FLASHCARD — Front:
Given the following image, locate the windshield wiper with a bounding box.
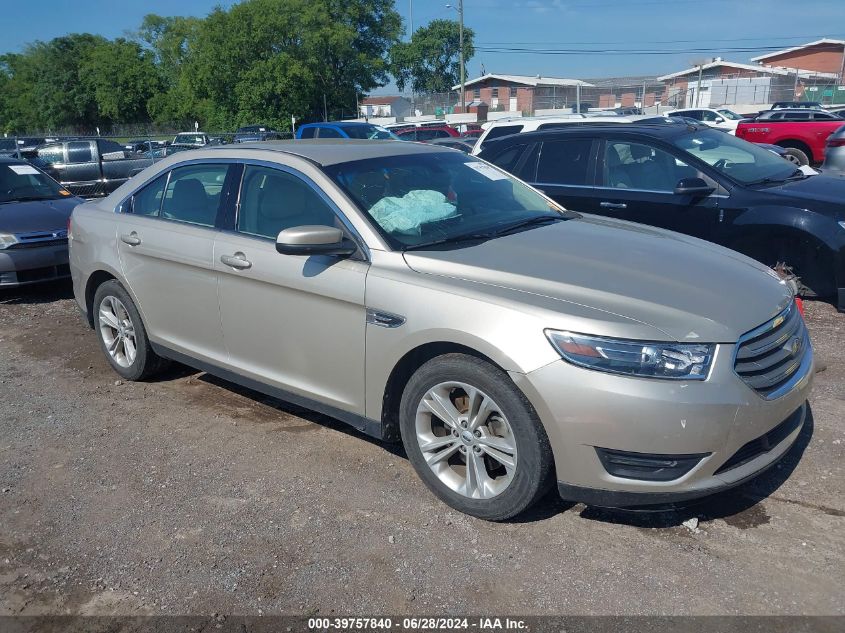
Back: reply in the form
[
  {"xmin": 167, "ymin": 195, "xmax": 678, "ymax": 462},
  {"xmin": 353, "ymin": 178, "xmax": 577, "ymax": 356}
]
[
  {"xmin": 745, "ymin": 169, "xmax": 806, "ymax": 186},
  {"xmin": 402, "ymin": 215, "xmax": 565, "ymax": 251}
]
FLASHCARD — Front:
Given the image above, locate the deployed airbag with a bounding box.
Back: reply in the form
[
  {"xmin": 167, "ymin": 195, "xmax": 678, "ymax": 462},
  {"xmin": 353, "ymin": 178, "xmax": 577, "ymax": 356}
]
[{"xmin": 368, "ymin": 190, "xmax": 457, "ymax": 235}]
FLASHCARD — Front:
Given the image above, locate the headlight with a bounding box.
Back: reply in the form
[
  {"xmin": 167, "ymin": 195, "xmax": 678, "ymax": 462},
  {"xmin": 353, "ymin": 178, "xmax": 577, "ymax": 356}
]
[
  {"xmin": 0, "ymin": 233, "xmax": 19, "ymax": 250},
  {"xmin": 838, "ymin": 221, "xmax": 845, "ymax": 231},
  {"xmin": 546, "ymin": 330, "xmax": 714, "ymax": 380}
]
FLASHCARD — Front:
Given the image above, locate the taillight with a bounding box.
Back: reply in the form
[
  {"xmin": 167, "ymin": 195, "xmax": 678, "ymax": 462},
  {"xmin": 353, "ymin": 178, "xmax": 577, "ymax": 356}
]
[{"xmin": 827, "ymin": 138, "xmax": 845, "ymax": 147}]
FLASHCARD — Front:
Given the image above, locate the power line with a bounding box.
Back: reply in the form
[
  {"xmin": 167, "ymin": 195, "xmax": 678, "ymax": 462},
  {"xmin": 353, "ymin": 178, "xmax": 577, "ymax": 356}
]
[
  {"xmin": 477, "ymin": 34, "xmax": 845, "ymax": 46},
  {"xmin": 474, "ymin": 43, "xmax": 844, "ymax": 56}
]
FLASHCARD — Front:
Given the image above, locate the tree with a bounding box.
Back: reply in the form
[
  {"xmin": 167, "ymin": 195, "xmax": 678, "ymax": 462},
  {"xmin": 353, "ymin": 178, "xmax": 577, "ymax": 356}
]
[
  {"xmin": 81, "ymin": 39, "xmax": 163, "ymax": 124},
  {"xmin": 390, "ymin": 20, "xmax": 475, "ymax": 94},
  {"xmin": 182, "ymin": 0, "xmax": 402, "ymax": 129}
]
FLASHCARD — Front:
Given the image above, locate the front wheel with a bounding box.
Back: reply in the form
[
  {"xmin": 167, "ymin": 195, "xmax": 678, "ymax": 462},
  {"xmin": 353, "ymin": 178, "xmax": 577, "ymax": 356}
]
[
  {"xmin": 781, "ymin": 147, "xmax": 809, "ymax": 166},
  {"xmin": 399, "ymin": 354, "xmax": 554, "ymax": 521}
]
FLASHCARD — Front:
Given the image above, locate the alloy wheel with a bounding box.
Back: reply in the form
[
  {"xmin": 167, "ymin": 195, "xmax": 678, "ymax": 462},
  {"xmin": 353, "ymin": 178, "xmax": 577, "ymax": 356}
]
[
  {"xmin": 98, "ymin": 296, "xmax": 137, "ymax": 368},
  {"xmin": 415, "ymin": 382, "xmax": 517, "ymax": 499}
]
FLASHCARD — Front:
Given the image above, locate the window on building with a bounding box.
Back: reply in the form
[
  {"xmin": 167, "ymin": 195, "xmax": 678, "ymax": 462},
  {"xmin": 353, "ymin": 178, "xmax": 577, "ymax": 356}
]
[
  {"xmin": 491, "ymin": 87, "xmax": 499, "ymax": 99},
  {"xmin": 510, "ymin": 87, "xmax": 517, "ymax": 98},
  {"xmin": 473, "ymin": 87, "xmax": 480, "ymax": 99}
]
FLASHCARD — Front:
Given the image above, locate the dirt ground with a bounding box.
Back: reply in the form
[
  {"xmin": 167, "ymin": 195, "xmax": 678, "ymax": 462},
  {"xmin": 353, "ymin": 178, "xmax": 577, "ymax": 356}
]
[{"xmin": 0, "ymin": 281, "xmax": 842, "ymax": 618}]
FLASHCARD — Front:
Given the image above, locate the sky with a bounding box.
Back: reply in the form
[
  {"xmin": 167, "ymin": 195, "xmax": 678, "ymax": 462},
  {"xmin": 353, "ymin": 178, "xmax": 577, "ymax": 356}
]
[{"xmin": 1, "ymin": 0, "xmax": 843, "ymax": 92}]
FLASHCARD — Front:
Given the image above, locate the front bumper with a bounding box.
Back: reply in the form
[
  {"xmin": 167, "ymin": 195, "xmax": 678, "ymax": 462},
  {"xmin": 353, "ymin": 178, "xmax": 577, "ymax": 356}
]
[
  {"xmin": 511, "ymin": 340, "xmax": 813, "ymax": 506},
  {"xmin": 0, "ymin": 243, "xmax": 70, "ymax": 287}
]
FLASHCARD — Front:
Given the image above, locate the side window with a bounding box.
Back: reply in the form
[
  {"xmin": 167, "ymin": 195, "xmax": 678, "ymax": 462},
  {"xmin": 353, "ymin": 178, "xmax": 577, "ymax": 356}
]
[
  {"xmin": 38, "ymin": 145, "xmax": 65, "ymax": 165},
  {"xmin": 416, "ymin": 129, "xmax": 439, "ymax": 141},
  {"xmin": 536, "ymin": 139, "xmax": 593, "ymax": 186},
  {"xmin": 237, "ymin": 166, "xmax": 338, "ymax": 239},
  {"xmin": 160, "ymin": 163, "xmax": 229, "ymax": 227},
  {"xmin": 67, "ymin": 142, "xmax": 93, "ymax": 163},
  {"xmin": 396, "ymin": 129, "xmax": 417, "ymax": 140},
  {"xmin": 299, "ymin": 127, "xmax": 316, "ymax": 139},
  {"xmin": 317, "ymin": 127, "xmax": 343, "ymax": 139},
  {"xmin": 130, "ymin": 174, "xmax": 168, "ymax": 216},
  {"xmin": 487, "ymin": 144, "xmax": 526, "ymax": 173},
  {"xmin": 700, "ymin": 111, "xmax": 719, "ymax": 122},
  {"xmin": 603, "ymin": 141, "xmax": 693, "ymax": 192}
]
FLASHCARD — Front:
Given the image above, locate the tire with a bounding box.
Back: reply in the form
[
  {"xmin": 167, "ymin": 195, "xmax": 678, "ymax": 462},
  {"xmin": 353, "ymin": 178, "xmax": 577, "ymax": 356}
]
[
  {"xmin": 399, "ymin": 353, "xmax": 554, "ymax": 521},
  {"xmin": 781, "ymin": 147, "xmax": 809, "ymax": 166},
  {"xmin": 92, "ymin": 280, "xmax": 168, "ymax": 381}
]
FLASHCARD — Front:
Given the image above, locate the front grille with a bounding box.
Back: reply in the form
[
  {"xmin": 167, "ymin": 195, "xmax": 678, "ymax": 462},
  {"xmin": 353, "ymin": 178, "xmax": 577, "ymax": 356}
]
[
  {"xmin": 714, "ymin": 405, "xmax": 804, "ymax": 474},
  {"xmin": 733, "ymin": 304, "xmax": 808, "ymax": 398}
]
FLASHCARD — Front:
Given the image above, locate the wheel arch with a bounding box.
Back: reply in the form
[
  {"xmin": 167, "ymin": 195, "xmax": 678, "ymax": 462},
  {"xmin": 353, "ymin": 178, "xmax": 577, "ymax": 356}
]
[
  {"xmin": 774, "ymin": 138, "xmax": 815, "ymax": 163},
  {"xmin": 83, "ymin": 267, "xmax": 140, "ymax": 329},
  {"xmin": 379, "ymin": 341, "xmax": 519, "ymax": 442}
]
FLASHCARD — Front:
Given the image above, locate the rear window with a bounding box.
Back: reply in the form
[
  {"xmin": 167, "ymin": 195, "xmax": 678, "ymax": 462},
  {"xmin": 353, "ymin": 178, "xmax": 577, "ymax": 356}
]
[
  {"xmin": 536, "ymin": 139, "xmax": 593, "ymax": 186},
  {"xmin": 483, "ymin": 125, "xmax": 523, "ymax": 145}
]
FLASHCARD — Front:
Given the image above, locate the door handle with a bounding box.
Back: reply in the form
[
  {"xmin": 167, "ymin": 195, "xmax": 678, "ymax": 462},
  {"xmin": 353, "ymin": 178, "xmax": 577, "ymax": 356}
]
[
  {"xmin": 600, "ymin": 201, "xmax": 627, "ymax": 209},
  {"xmin": 220, "ymin": 253, "xmax": 252, "ymax": 270},
  {"xmin": 120, "ymin": 232, "xmax": 141, "ymax": 246}
]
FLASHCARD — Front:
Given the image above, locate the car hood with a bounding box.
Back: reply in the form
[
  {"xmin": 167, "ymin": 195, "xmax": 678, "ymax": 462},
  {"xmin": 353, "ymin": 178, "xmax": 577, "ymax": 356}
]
[
  {"xmin": 403, "ymin": 216, "xmax": 793, "ymax": 343},
  {"xmin": 0, "ymin": 197, "xmax": 82, "ymax": 234},
  {"xmin": 759, "ymin": 173, "xmax": 845, "ymax": 209}
]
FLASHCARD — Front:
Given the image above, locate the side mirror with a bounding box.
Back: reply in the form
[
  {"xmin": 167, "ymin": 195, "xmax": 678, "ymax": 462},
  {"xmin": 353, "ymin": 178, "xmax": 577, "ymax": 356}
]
[
  {"xmin": 674, "ymin": 177, "xmax": 715, "ymax": 197},
  {"xmin": 714, "ymin": 117, "xmax": 725, "ymax": 123},
  {"xmin": 275, "ymin": 225, "xmax": 357, "ymax": 257}
]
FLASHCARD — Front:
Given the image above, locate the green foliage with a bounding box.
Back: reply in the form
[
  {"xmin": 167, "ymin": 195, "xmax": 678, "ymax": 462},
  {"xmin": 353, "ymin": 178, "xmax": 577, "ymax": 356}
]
[
  {"xmin": 0, "ymin": 0, "xmax": 402, "ymax": 134},
  {"xmin": 390, "ymin": 19, "xmax": 475, "ymax": 94}
]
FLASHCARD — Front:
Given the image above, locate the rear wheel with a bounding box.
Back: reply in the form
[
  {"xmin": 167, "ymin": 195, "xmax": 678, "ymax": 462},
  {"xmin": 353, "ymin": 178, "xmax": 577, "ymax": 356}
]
[
  {"xmin": 399, "ymin": 354, "xmax": 554, "ymax": 521},
  {"xmin": 93, "ymin": 280, "xmax": 168, "ymax": 381}
]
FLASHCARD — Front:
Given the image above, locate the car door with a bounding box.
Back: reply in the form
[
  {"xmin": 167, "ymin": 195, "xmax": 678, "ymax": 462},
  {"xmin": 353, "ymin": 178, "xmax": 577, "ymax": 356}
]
[
  {"xmin": 594, "ymin": 138, "xmax": 720, "ymax": 239},
  {"xmin": 214, "ymin": 163, "xmax": 368, "ymax": 414},
  {"xmin": 116, "ymin": 162, "xmax": 236, "ymax": 364},
  {"xmin": 528, "ymin": 137, "xmax": 601, "ymax": 212}
]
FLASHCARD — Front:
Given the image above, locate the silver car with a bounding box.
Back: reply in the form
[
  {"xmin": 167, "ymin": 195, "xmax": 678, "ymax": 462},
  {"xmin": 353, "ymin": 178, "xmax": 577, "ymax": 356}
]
[{"xmin": 68, "ymin": 141, "xmax": 813, "ymax": 520}]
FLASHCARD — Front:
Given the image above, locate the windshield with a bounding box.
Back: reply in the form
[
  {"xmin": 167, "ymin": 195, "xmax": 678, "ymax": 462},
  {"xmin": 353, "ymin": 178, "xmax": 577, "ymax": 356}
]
[
  {"xmin": 717, "ymin": 109, "xmax": 743, "ymax": 120},
  {"xmin": 339, "ymin": 124, "xmax": 397, "ymax": 140},
  {"xmin": 324, "ymin": 152, "xmax": 569, "ymax": 249},
  {"xmin": 0, "ymin": 162, "xmax": 68, "ymax": 203},
  {"xmin": 673, "ymin": 128, "xmax": 798, "ymax": 185}
]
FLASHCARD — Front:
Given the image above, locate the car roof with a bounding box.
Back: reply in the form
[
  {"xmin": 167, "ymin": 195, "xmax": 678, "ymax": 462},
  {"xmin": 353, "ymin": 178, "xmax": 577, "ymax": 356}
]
[
  {"xmin": 207, "ymin": 139, "xmax": 452, "ymax": 166},
  {"xmin": 299, "ymin": 121, "xmax": 377, "ymax": 128},
  {"xmin": 0, "ymin": 156, "xmax": 26, "ymax": 164},
  {"xmin": 480, "ymin": 122, "xmax": 701, "ymax": 148}
]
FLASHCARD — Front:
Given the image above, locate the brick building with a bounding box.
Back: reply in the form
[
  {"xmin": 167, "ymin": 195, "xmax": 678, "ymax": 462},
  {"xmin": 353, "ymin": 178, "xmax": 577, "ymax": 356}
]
[
  {"xmin": 451, "ymin": 74, "xmax": 593, "ymax": 114},
  {"xmin": 752, "ymin": 38, "xmax": 845, "ymax": 76}
]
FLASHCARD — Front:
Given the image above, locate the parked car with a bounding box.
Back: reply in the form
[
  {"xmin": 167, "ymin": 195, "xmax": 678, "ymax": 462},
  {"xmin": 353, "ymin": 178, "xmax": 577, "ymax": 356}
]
[
  {"xmin": 69, "ymin": 140, "xmax": 812, "ymax": 519},
  {"xmin": 472, "ymin": 115, "xmax": 632, "ymax": 155},
  {"xmin": 172, "ymin": 132, "xmax": 212, "ymax": 147},
  {"xmin": 820, "ymin": 124, "xmax": 845, "ymax": 174},
  {"xmin": 296, "ymin": 122, "xmax": 397, "ymax": 140},
  {"xmin": 5, "ymin": 137, "xmax": 47, "ymax": 159},
  {"xmin": 826, "ymin": 105, "xmax": 845, "ymax": 117},
  {"xmin": 735, "ymin": 113, "xmax": 845, "ymax": 165},
  {"xmin": 125, "ymin": 140, "xmax": 164, "ymax": 154},
  {"xmin": 664, "ymin": 108, "xmax": 745, "ymax": 133},
  {"xmin": 613, "ymin": 107, "xmax": 644, "ymax": 116},
  {"xmin": 36, "ymin": 138, "xmax": 154, "ymax": 198},
  {"xmin": 770, "ymin": 101, "xmax": 824, "ymax": 110},
  {"xmin": 234, "ymin": 125, "xmax": 288, "ymax": 143},
  {"xmin": 0, "ymin": 138, "xmax": 20, "ymax": 157},
  {"xmin": 478, "ymin": 124, "xmax": 845, "ymax": 310},
  {"xmin": 426, "ymin": 138, "xmax": 476, "ymax": 153},
  {"xmin": 461, "ymin": 129, "xmax": 483, "ymax": 139},
  {"xmin": 391, "ymin": 125, "xmax": 460, "ymax": 142},
  {"xmin": 0, "ymin": 157, "xmax": 84, "ymax": 286}
]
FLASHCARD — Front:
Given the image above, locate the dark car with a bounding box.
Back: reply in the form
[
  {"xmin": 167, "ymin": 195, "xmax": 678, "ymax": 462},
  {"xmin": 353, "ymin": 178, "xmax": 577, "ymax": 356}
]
[
  {"xmin": 0, "ymin": 157, "xmax": 85, "ymax": 287},
  {"xmin": 36, "ymin": 138, "xmax": 155, "ymax": 198},
  {"xmin": 426, "ymin": 138, "xmax": 476, "ymax": 153},
  {"xmin": 233, "ymin": 125, "xmax": 288, "ymax": 143},
  {"xmin": 479, "ymin": 124, "xmax": 845, "ymax": 311},
  {"xmin": 770, "ymin": 101, "xmax": 824, "ymax": 111}
]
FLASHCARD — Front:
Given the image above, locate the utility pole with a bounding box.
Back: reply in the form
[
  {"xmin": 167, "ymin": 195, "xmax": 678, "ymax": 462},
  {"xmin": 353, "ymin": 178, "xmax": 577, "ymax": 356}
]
[
  {"xmin": 695, "ymin": 64, "xmax": 703, "ymax": 107},
  {"xmin": 409, "ymin": 0, "xmax": 415, "ymax": 117},
  {"xmin": 459, "ymin": 0, "xmax": 465, "ymax": 114}
]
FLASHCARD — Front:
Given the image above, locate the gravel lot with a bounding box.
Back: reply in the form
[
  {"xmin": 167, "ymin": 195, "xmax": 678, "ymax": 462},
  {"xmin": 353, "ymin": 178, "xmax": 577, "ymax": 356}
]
[{"xmin": 0, "ymin": 281, "xmax": 843, "ymax": 618}]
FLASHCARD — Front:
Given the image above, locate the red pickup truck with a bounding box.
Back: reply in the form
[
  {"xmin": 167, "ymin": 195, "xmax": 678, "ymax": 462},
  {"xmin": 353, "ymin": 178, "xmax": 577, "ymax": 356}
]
[{"xmin": 735, "ymin": 116, "xmax": 844, "ymax": 165}]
